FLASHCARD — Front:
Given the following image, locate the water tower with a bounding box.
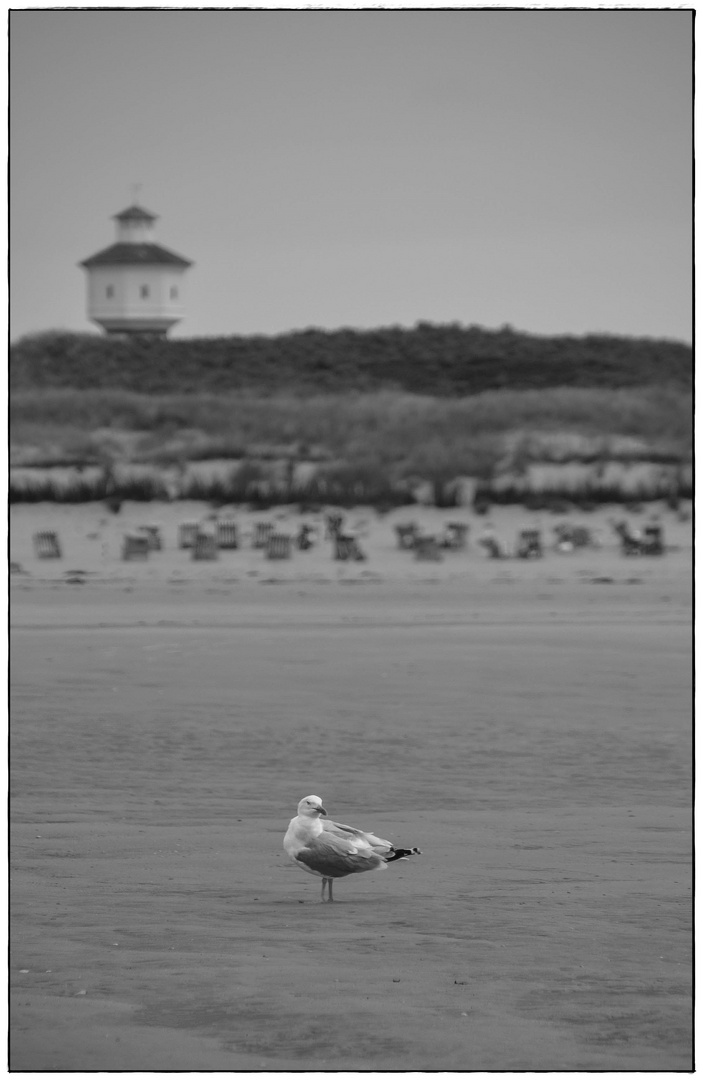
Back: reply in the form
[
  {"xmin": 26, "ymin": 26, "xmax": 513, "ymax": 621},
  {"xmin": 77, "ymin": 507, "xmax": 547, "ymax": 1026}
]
[{"xmin": 80, "ymin": 202, "xmax": 193, "ymax": 336}]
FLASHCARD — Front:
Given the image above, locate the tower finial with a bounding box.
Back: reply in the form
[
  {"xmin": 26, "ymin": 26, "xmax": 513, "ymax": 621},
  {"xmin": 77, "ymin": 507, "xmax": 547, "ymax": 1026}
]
[{"xmin": 131, "ymin": 182, "xmax": 142, "ymax": 206}]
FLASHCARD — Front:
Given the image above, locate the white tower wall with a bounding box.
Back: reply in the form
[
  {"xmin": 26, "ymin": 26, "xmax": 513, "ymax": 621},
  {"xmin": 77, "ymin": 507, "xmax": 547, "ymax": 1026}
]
[
  {"xmin": 80, "ymin": 204, "xmax": 193, "ymax": 336},
  {"xmin": 87, "ymin": 265, "xmax": 187, "ymax": 327}
]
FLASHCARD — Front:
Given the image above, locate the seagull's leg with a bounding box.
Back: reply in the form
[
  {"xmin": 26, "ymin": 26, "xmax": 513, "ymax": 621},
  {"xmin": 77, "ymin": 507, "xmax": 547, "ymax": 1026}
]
[
  {"xmin": 329, "ymin": 878, "xmax": 334, "ymax": 902},
  {"xmin": 321, "ymin": 877, "xmax": 327, "ymax": 902}
]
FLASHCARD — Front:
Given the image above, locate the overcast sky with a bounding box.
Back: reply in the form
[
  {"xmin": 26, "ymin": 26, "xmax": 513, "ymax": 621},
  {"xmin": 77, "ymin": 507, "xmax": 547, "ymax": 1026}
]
[{"xmin": 10, "ymin": 9, "xmax": 692, "ymax": 343}]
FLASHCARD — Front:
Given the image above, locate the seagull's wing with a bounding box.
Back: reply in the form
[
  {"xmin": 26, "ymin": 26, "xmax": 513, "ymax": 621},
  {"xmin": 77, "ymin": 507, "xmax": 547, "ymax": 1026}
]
[
  {"xmin": 322, "ymin": 818, "xmax": 366, "ymax": 839},
  {"xmin": 295, "ymin": 830, "xmax": 385, "ymax": 878},
  {"xmin": 323, "ymin": 817, "xmax": 393, "ymax": 855}
]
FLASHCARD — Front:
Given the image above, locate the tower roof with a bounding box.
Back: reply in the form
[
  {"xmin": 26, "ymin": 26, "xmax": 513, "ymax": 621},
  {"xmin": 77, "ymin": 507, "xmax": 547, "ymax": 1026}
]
[
  {"xmin": 113, "ymin": 204, "xmax": 158, "ymax": 223},
  {"xmin": 80, "ymin": 242, "xmax": 192, "ymax": 269}
]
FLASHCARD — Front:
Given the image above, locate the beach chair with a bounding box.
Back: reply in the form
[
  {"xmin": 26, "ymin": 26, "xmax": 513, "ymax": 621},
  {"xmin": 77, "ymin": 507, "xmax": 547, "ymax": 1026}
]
[
  {"xmin": 478, "ymin": 536, "xmax": 505, "ymax": 559},
  {"xmin": 266, "ymin": 534, "xmax": 292, "ymax": 560},
  {"xmin": 642, "ymin": 524, "xmax": 664, "ymax": 555},
  {"xmin": 296, "ymin": 523, "xmax": 315, "ymax": 551},
  {"xmin": 138, "ymin": 525, "xmax": 163, "ymax": 551},
  {"xmin": 334, "ymin": 535, "xmax": 367, "ymax": 561},
  {"xmin": 395, "ymin": 523, "xmax": 419, "ymax": 550},
  {"xmin": 192, "ymin": 533, "xmax": 218, "ymax": 560},
  {"xmin": 414, "ymin": 536, "xmax": 443, "ymax": 562},
  {"xmin": 516, "ymin": 529, "xmax": 543, "ymax": 559},
  {"xmin": 33, "ymin": 531, "xmax": 62, "ymax": 559},
  {"xmin": 178, "ymin": 522, "xmax": 200, "ymax": 549},
  {"xmin": 216, "ymin": 521, "xmax": 239, "ymax": 549},
  {"xmin": 553, "ymin": 525, "xmax": 574, "ymax": 553},
  {"xmin": 553, "ymin": 523, "xmax": 598, "ymax": 552},
  {"xmin": 121, "ymin": 534, "xmax": 150, "ymax": 560},
  {"xmin": 572, "ymin": 525, "xmax": 598, "ymax": 549},
  {"xmin": 612, "ymin": 520, "xmax": 635, "ymax": 555},
  {"xmin": 253, "ymin": 522, "xmax": 275, "ymax": 549},
  {"xmin": 617, "ymin": 529, "xmax": 641, "ymax": 556},
  {"xmin": 324, "ymin": 511, "xmax": 345, "ymax": 540},
  {"xmin": 442, "ymin": 522, "xmax": 469, "ymax": 550}
]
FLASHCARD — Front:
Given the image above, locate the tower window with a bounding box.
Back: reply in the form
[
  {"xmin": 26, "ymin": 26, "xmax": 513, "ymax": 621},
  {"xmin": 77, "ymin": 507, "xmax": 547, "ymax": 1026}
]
[
  {"xmin": 140, "ymin": 285, "xmax": 150, "ymax": 299},
  {"xmin": 106, "ymin": 285, "xmax": 114, "ymax": 299},
  {"xmin": 170, "ymin": 286, "xmax": 178, "ymax": 300}
]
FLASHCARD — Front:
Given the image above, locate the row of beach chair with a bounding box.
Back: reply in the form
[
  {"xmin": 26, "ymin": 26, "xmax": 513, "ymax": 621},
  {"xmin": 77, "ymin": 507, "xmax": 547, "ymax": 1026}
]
[{"xmin": 26, "ymin": 517, "xmax": 666, "ymax": 566}]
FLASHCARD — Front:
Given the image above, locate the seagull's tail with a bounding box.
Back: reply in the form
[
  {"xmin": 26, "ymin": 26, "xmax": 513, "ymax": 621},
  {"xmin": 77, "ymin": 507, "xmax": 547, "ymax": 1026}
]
[{"xmin": 385, "ymin": 846, "xmax": 422, "ymax": 863}]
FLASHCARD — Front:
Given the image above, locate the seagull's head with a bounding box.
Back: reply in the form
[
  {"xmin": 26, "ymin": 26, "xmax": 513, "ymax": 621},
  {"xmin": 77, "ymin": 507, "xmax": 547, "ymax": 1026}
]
[{"xmin": 298, "ymin": 795, "xmax": 327, "ymax": 817}]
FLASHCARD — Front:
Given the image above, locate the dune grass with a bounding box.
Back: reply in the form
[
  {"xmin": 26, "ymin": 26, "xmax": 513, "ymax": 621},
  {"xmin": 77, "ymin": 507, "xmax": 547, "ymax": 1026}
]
[
  {"xmin": 9, "ymin": 384, "xmax": 691, "ymax": 507},
  {"xmin": 10, "ymin": 385, "xmax": 691, "ymax": 458}
]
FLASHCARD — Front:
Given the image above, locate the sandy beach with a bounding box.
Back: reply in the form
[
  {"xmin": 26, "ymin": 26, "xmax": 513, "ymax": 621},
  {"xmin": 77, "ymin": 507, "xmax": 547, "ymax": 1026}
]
[{"xmin": 9, "ymin": 500, "xmax": 692, "ymax": 1071}]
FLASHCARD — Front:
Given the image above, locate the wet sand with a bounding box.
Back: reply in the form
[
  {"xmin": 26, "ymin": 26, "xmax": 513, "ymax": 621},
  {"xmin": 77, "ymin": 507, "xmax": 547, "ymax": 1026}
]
[{"xmin": 9, "ymin": 503, "xmax": 693, "ymax": 1071}]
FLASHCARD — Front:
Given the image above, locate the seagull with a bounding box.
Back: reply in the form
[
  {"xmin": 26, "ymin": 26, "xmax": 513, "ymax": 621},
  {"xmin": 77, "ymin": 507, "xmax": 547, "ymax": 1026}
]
[{"xmin": 284, "ymin": 795, "xmax": 421, "ymax": 902}]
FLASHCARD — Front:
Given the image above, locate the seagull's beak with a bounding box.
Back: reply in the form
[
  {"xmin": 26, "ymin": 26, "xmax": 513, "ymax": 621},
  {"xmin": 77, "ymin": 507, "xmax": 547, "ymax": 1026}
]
[{"xmin": 318, "ymin": 807, "xmax": 327, "ymax": 816}]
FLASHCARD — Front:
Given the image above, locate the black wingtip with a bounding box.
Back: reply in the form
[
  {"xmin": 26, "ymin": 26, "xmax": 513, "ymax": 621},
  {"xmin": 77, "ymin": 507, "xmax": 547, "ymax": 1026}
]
[{"xmin": 386, "ymin": 846, "xmax": 422, "ymax": 862}]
